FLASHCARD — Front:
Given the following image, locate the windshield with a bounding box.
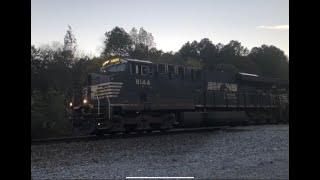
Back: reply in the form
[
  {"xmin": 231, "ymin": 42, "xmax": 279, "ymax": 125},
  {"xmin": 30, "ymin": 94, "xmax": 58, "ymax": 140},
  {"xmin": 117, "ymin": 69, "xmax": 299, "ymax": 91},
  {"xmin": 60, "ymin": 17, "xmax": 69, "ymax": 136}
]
[{"xmin": 100, "ymin": 63, "xmax": 127, "ymax": 73}]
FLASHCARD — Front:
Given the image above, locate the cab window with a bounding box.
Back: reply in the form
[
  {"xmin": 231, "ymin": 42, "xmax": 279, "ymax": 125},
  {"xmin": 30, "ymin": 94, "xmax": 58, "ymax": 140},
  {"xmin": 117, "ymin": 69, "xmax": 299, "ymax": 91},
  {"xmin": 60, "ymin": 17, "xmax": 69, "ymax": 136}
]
[
  {"xmin": 168, "ymin": 65, "xmax": 175, "ymax": 74},
  {"xmin": 177, "ymin": 66, "xmax": 185, "ymax": 79},
  {"xmin": 158, "ymin": 64, "xmax": 166, "ymax": 74},
  {"xmin": 141, "ymin": 65, "xmax": 148, "ymax": 75},
  {"xmin": 135, "ymin": 65, "xmax": 141, "ymax": 74},
  {"xmin": 100, "ymin": 63, "xmax": 127, "ymax": 73}
]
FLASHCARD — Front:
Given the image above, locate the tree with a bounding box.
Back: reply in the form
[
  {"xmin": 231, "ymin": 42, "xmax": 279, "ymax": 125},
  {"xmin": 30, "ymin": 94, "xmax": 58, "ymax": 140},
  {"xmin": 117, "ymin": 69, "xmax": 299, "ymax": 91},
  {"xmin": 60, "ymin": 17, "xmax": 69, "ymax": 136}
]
[
  {"xmin": 157, "ymin": 52, "xmax": 184, "ymax": 64},
  {"xmin": 129, "ymin": 43, "xmax": 149, "ymax": 59},
  {"xmin": 129, "ymin": 27, "xmax": 158, "ymax": 60},
  {"xmin": 215, "ymin": 43, "xmax": 225, "ymax": 56},
  {"xmin": 31, "ymin": 43, "xmax": 74, "ymax": 139},
  {"xmin": 197, "ymin": 38, "xmax": 217, "ymax": 70},
  {"xmin": 102, "ymin": 27, "xmax": 133, "ymax": 57},
  {"xmin": 129, "ymin": 27, "xmax": 156, "ymax": 50},
  {"xmin": 64, "ymin": 25, "xmax": 77, "ymax": 53},
  {"xmin": 178, "ymin": 41, "xmax": 199, "ymax": 59},
  {"xmin": 248, "ymin": 45, "xmax": 289, "ymax": 79},
  {"xmin": 63, "ymin": 25, "xmax": 78, "ymax": 66},
  {"xmin": 31, "ymin": 46, "xmax": 45, "ymax": 91},
  {"xmin": 138, "ymin": 27, "xmax": 155, "ymax": 48},
  {"xmin": 215, "ymin": 63, "xmax": 239, "ymax": 73},
  {"xmin": 219, "ymin": 40, "xmax": 249, "ymax": 57},
  {"xmin": 129, "ymin": 27, "xmax": 139, "ymax": 46},
  {"xmin": 147, "ymin": 47, "xmax": 163, "ymax": 61},
  {"xmin": 129, "ymin": 44, "xmax": 163, "ymax": 61},
  {"xmin": 31, "ymin": 45, "xmax": 43, "ymax": 75}
]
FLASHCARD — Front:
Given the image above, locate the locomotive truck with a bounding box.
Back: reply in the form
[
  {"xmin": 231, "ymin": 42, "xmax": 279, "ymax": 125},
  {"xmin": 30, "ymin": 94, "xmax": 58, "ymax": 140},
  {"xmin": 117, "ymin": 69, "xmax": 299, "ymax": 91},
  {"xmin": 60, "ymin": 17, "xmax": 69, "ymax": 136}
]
[{"xmin": 69, "ymin": 57, "xmax": 289, "ymax": 135}]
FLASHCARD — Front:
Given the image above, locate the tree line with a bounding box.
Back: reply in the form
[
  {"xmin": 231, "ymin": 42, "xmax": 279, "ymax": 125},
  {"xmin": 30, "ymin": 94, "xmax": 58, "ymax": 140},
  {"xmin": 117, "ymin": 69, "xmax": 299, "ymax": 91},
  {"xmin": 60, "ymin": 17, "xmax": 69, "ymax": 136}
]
[{"xmin": 31, "ymin": 26, "xmax": 289, "ymax": 138}]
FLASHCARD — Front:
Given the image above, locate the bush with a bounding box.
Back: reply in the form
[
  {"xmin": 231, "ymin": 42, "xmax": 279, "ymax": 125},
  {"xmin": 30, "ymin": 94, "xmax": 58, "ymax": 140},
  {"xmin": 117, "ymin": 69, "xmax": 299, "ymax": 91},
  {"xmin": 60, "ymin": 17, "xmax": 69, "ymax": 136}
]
[{"xmin": 31, "ymin": 89, "xmax": 72, "ymax": 139}]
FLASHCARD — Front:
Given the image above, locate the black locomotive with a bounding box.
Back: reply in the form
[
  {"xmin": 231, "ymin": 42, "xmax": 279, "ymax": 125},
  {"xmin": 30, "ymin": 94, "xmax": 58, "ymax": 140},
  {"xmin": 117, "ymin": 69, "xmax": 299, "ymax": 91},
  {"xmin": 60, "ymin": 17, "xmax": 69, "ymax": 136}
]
[{"xmin": 69, "ymin": 57, "xmax": 289, "ymax": 135}]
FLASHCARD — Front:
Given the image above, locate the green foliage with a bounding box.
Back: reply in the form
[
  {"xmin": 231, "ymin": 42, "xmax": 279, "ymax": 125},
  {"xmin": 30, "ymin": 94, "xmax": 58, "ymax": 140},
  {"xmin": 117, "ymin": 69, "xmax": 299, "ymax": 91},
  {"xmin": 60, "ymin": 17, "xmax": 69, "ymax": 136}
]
[
  {"xmin": 102, "ymin": 27, "xmax": 133, "ymax": 57},
  {"xmin": 156, "ymin": 52, "xmax": 184, "ymax": 65},
  {"xmin": 185, "ymin": 57, "xmax": 203, "ymax": 69},
  {"xmin": 215, "ymin": 63, "xmax": 239, "ymax": 73},
  {"xmin": 130, "ymin": 43, "xmax": 149, "ymax": 59},
  {"xmin": 129, "ymin": 27, "xmax": 155, "ymax": 48},
  {"xmin": 31, "ymin": 89, "xmax": 71, "ymax": 139},
  {"xmin": 45, "ymin": 89, "xmax": 72, "ymax": 137},
  {"xmin": 147, "ymin": 47, "xmax": 163, "ymax": 61},
  {"xmin": 219, "ymin": 40, "xmax": 249, "ymax": 57},
  {"xmin": 198, "ymin": 38, "xmax": 217, "ymax": 63},
  {"xmin": 249, "ymin": 45, "xmax": 289, "ymax": 79},
  {"xmin": 31, "ymin": 90, "xmax": 48, "ymax": 139},
  {"xmin": 179, "ymin": 41, "xmax": 200, "ymax": 59},
  {"xmin": 64, "ymin": 25, "xmax": 77, "ymax": 54}
]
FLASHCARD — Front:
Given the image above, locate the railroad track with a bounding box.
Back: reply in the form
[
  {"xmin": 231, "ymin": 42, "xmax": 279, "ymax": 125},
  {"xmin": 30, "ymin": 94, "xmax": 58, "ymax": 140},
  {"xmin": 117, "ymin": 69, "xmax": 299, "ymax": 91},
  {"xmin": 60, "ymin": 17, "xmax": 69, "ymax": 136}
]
[
  {"xmin": 31, "ymin": 126, "xmax": 234, "ymax": 145},
  {"xmin": 31, "ymin": 135, "xmax": 97, "ymax": 145},
  {"xmin": 32, "ymin": 123, "xmax": 287, "ymax": 145}
]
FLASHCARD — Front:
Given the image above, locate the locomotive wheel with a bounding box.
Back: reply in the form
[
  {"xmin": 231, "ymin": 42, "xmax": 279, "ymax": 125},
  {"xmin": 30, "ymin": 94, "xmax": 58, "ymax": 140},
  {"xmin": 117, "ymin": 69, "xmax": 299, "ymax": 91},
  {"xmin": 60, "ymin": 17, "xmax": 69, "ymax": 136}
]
[
  {"xmin": 246, "ymin": 111, "xmax": 254, "ymax": 124},
  {"xmin": 147, "ymin": 130, "xmax": 153, "ymax": 133},
  {"xmin": 111, "ymin": 115, "xmax": 125, "ymax": 132},
  {"xmin": 124, "ymin": 125, "xmax": 136, "ymax": 133},
  {"xmin": 136, "ymin": 118, "xmax": 151, "ymax": 131},
  {"xmin": 160, "ymin": 113, "xmax": 175, "ymax": 130},
  {"xmin": 136, "ymin": 130, "xmax": 144, "ymax": 134},
  {"xmin": 96, "ymin": 131, "xmax": 105, "ymax": 137},
  {"xmin": 160, "ymin": 129, "xmax": 168, "ymax": 132},
  {"xmin": 269, "ymin": 110, "xmax": 277, "ymax": 124},
  {"xmin": 276, "ymin": 110, "xmax": 284, "ymax": 124}
]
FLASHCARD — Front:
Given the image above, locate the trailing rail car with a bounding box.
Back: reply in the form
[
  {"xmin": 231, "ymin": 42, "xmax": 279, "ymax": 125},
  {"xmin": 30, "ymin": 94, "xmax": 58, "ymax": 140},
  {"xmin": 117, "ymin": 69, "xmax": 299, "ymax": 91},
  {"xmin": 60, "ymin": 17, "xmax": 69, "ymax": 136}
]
[{"xmin": 69, "ymin": 58, "xmax": 289, "ymax": 135}]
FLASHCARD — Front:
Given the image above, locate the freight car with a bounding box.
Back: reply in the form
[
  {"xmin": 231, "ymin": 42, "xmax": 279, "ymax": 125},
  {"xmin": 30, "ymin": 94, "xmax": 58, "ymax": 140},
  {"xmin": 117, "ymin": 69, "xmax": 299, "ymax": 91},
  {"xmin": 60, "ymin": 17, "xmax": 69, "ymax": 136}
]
[{"xmin": 69, "ymin": 58, "xmax": 289, "ymax": 135}]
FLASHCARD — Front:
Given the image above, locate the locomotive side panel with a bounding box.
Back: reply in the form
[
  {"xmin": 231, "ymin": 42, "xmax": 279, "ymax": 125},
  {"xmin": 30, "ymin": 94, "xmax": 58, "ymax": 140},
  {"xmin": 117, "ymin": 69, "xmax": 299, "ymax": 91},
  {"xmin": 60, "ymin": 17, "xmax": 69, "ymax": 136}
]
[
  {"xmin": 204, "ymin": 71, "xmax": 238, "ymax": 108},
  {"xmin": 151, "ymin": 64, "xmax": 196, "ymax": 110},
  {"xmin": 118, "ymin": 62, "xmax": 154, "ymax": 110}
]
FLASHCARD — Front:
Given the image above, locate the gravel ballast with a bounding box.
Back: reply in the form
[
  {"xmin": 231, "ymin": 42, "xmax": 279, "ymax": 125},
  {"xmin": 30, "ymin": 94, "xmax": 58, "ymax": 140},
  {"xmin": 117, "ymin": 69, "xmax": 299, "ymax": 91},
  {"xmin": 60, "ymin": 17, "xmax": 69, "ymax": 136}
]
[{"xmin": 31, "ymin": 124, "xmax": 289, "ymax": 179}]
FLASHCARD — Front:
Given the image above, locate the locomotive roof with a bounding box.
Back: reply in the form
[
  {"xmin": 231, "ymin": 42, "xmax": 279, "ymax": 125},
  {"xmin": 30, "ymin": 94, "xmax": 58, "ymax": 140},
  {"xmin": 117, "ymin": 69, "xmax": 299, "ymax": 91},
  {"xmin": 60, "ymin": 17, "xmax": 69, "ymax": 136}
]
[
  {"xmin": 239, "ymin": 72, "xmax": 259, "ymax": 77},
  {"xmin": 237, "ymin": 72, "xmax": 288, "ymax": 86},
  {"xmin": 122, "ymin": 58, "xmax": 201, "ymax": 70},
  {"xmin": 122, "ymin": 58, "xmax": 153, "ymax": 64}
]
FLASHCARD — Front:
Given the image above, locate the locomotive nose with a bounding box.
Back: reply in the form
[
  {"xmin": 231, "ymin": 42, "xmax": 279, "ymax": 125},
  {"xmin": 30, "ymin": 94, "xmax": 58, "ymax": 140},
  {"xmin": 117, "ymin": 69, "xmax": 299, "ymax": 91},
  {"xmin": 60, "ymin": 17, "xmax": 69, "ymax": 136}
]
[
  {"xmin": 90, "ymin": 81, "xmax": 123, "ymax": 100},
  {"xmin": 88, "ymin": 73, "xmax": 110, "ymax": 86}
]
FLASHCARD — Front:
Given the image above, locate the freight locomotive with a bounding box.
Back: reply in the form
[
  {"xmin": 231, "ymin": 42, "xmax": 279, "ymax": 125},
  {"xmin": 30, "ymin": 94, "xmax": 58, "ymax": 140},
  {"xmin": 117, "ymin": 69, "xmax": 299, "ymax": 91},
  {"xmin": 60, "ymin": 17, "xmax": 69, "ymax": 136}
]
[{"xmin": 69, "ymin": 57, "xmax": 289, "ymax": 135}]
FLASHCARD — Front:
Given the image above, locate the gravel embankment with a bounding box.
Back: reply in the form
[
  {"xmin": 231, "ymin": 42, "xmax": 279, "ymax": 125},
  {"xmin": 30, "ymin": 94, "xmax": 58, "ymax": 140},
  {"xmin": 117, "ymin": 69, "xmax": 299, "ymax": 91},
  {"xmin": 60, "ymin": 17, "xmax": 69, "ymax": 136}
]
[{"xmin": 31, "ymin": 124, "xmax": 289, "ymax": 179}]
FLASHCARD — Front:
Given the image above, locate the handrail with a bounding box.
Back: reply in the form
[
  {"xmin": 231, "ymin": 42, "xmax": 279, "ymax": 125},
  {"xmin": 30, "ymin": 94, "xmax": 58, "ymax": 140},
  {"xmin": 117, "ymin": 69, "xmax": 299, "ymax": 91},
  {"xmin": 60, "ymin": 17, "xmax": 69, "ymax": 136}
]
[
  {"xmin": 103, "ymin": 87, "xmax": 111, "ymax": 119},
  {"xmin": 95, "ymin": 93, "xmax": 100, "ymax": 115}
]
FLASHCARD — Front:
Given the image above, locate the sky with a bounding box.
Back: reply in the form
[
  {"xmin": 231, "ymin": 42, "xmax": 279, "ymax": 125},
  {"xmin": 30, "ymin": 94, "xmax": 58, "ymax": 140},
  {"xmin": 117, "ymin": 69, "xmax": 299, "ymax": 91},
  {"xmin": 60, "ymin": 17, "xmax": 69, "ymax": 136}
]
[{"xmin": 31, "ymin": 0, "xmax": 289, "ymax": 57}]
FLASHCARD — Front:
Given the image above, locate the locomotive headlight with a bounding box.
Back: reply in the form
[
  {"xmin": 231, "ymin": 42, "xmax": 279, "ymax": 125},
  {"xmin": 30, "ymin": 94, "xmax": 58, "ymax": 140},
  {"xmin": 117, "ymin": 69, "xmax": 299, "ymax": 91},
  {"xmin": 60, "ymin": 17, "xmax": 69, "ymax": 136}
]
[
  {"xmin": 69, "ymin": 102, "xmax": 73, "ymax": 107},
  {"xmin": 83, "ymin": 99, "xmax": 88, "ymax": 104}
]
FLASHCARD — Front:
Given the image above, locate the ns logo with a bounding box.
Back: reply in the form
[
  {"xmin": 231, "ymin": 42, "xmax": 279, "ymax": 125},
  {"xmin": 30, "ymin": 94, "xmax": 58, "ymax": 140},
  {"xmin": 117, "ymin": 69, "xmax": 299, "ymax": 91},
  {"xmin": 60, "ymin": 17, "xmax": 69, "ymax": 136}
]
[{"xmin": 207, "ymin": 82, "xmax": 238, "ymax": 92}]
